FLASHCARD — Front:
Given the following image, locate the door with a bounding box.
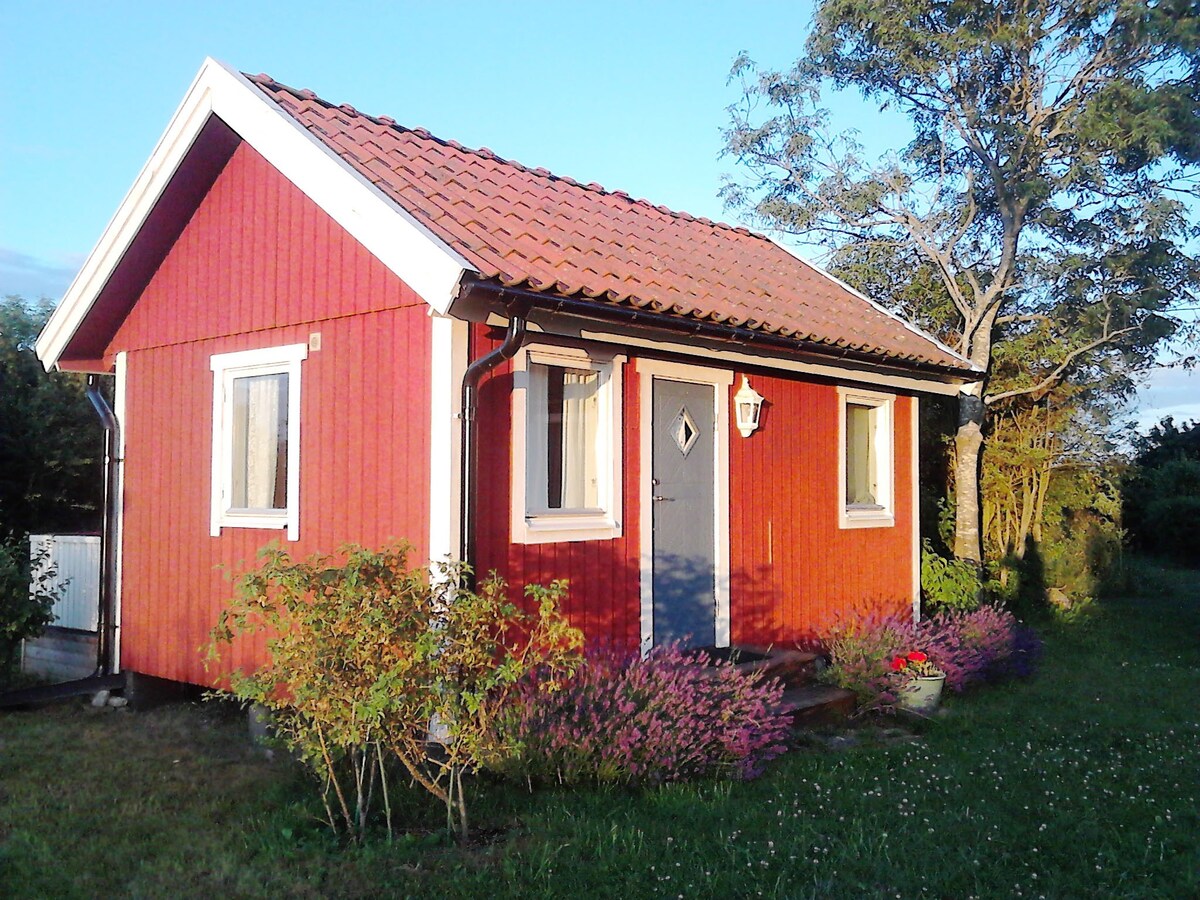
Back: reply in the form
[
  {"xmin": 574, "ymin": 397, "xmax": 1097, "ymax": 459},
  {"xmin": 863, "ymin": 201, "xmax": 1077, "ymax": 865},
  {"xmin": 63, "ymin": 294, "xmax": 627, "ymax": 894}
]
[{"xmin": 651, "ymin": 378, "xmax": 716, "ymax": 647}]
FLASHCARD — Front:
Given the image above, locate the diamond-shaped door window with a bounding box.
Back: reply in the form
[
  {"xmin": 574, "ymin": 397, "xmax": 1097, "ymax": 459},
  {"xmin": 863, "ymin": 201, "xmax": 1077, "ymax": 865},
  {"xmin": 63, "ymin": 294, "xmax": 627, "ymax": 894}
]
[{"xmin": 670, "ymin": 407, "xmax": 700, "ymax": 456}]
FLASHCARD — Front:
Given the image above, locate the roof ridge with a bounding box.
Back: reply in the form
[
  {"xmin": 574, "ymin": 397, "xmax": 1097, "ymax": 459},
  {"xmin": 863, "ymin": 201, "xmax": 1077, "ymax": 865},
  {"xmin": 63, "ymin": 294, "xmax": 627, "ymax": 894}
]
[{"xmin": 245, "ymin": 71, "xmax": 767, "ymax": 243}]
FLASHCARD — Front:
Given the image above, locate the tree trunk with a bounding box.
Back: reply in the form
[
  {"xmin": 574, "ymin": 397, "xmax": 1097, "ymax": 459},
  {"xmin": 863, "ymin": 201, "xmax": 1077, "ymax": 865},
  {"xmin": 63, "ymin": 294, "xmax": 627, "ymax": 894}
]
[
  {"xmin": 1031, "ymin": 458, "xmax": 1052, "ymax": 545},
  {"xmin": 953, "ymin": 391, "xmax": 986, "ymax": 563}
]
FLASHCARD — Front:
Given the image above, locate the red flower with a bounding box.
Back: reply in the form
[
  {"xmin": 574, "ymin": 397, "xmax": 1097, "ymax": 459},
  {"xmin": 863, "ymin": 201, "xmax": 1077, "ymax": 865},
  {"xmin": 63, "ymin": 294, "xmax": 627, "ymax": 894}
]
[
  {"xmin": 907, "ymin": 651, "xmax": 928, "ymax": 663},
  {"xmin": 891, "ymin": 656, "xmax": 907, "ymax": 671}
]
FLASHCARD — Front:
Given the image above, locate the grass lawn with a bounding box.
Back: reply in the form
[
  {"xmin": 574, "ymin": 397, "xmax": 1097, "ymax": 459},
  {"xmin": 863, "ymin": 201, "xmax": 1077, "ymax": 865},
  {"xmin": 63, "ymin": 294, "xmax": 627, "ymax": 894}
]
[{"xmin": 1, "ymin": 559, "xmax": 1197, "ymax": 898}]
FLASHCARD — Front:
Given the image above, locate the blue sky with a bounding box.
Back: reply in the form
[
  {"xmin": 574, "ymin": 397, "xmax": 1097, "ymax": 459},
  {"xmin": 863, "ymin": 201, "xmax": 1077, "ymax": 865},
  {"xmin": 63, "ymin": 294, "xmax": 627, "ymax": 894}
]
[{"xmin": 2, "ymin": 0, "xmax": 1194, "ymax": 428}]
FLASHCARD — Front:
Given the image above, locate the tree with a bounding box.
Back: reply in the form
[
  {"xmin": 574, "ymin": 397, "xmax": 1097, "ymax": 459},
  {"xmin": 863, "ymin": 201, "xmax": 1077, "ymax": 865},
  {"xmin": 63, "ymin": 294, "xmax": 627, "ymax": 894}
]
[
  {"xmin": 0, "ymin": 296, "xmax": 104, "ymax": 540},
  {"xmin": 1122, "ymin": 417, "xmax": 1200, "ymax": 563},
  {"xmin": 723, "ymin": 0, "xmax": 1200, "ymax": 563}
]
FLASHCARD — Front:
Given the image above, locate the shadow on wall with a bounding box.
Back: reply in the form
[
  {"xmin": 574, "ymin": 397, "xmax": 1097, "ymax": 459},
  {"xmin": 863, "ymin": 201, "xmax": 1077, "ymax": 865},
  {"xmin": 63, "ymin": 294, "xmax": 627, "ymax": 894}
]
[{"xmin": 500, "ymin": 548, "xmax": 909, "ymax": 657}]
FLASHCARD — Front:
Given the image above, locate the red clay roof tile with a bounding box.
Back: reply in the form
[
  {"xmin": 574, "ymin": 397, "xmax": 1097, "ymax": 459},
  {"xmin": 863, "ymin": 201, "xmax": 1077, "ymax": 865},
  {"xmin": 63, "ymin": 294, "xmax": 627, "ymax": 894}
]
[{"xmin": 247, "ymin": 73, "xmax": 972, "ymax": 372}]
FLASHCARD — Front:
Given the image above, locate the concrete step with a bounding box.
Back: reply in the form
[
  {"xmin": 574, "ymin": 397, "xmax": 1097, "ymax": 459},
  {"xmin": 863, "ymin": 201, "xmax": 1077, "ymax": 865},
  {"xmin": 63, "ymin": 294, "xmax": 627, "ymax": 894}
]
[{"xmin": 778, "ymin": 684, "xmax": 857, "ymax": 726}]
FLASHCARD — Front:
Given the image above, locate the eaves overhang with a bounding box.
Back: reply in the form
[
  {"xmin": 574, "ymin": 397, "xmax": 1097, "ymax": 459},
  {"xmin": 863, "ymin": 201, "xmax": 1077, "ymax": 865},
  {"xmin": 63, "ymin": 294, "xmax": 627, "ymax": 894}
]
[{"xmin": 36, "ymin": 57, "xmax": 474, "ymax": 372}]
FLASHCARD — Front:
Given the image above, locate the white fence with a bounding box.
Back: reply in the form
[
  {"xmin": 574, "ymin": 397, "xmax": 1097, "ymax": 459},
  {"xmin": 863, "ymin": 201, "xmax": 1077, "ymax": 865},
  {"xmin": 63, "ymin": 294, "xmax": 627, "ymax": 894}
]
[{"xmin": 30, "ymin": 534, "xmax": 101, "ymax": 632}]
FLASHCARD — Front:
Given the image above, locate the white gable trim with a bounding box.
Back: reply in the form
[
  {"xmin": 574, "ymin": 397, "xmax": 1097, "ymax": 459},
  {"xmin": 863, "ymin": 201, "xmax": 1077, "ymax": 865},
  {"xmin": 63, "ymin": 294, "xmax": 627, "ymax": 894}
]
[{"xmin": 37, "ymin": 57, "xmax": 473, "ymax": 372}]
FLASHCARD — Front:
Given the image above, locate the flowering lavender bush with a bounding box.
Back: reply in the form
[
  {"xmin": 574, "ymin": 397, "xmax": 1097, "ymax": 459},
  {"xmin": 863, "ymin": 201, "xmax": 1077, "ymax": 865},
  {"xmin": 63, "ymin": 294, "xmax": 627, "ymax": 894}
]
[
  {"xmin": 919, "ymin": 605, "xmax": 1041, "ymax": 692},
  {"xmin": 819, "ymin": 606, "xmax": 1041, "ymax": 712},
  {"xmin": 816, "ymin": 613, "xmax": 912, "ymax": 713},
  {"xmin": 486, "ymin": 644, "xmax": 790, "ymax": 785}
]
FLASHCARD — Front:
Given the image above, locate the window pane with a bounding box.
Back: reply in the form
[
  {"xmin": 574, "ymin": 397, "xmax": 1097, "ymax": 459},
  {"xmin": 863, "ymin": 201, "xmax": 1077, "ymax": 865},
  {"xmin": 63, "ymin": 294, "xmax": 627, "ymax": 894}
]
[
  {"xmin": 846, "ymin": 403, "xmax": 876, "ymax": 505},
  {"xmin": 231, "ymin": 373, "xmax": 289, "ymax": 509},
  {"xmin": 543, "ymin": 365, "xmax": 600, "ymax": 510}
]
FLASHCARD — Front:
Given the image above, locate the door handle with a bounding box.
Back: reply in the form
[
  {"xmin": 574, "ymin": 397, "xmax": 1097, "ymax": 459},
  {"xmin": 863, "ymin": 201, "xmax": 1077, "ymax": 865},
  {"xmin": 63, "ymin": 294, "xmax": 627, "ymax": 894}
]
[{"xmin": 653, "ymin": 495, "xmax": 674, "ymax": 502}]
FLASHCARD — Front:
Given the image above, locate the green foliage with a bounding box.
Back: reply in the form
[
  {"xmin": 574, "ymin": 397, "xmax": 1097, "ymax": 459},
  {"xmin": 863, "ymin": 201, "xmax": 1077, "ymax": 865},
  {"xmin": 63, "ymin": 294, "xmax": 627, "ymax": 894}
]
[
  {"xmin": 0, "ymin": 538, "xmax": 62, "ymax": 681},
  {"xmin": 1143, "ymin": 492, "xmax": 1200, "ymax": 562},
  {"xmin": 920, "ymin": 540, "xmax": 980, "ymax": 614},
  {"xmin": 206, "ymin": 541, "xmax": 582, "ymax": 843},
  {"xmin": 2, "ymin": 559, "xmax": 1198, "ymax": 896},
  {"xmin": 724, "ymin": 0, "xmax": 1200, "ymax": 563},
  {"xmin": 0, "ymin": 295, "xmax": 104, "ymax": 540},
  {"xmin": 817, "ymin": 614, "xmax": 910, "ymax": 712},
  {"xmin": 1123, "ymin": 418, "xmax": 1200, "ymax": 565}
]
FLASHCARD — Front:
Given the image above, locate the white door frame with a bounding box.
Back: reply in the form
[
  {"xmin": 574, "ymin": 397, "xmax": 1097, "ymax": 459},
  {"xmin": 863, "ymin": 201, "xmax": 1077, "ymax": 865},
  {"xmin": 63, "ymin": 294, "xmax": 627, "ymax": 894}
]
[{"xmin": 636, "ymin": 358, "xmax": 733, "ymax": 655}]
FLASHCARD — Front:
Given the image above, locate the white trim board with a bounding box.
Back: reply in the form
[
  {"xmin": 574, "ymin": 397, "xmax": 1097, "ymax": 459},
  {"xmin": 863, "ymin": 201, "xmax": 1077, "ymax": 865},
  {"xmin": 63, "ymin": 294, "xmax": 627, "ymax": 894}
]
[
  {"xmin": 911, "ymin": 396, "xmax": 922, "ymax": 622},
  {"xmin": 636, "ymin": 358, "xmax": 733, "ymax": 655},
  {"xmin": 112, "ymin": 351, "xmax": 128, "ymax": 671},
  {"xmin": 484, "ymin": 314, "xmax": 972, "ymax": 397},
  {"xmin": 37, "ymin": 57, "xmax": 473, "ymax": 372},
  {"xmin": 428, "ymin": 314, "xmax": 469, "ymax": 564},
  {"xmin": 510, "ymin": 344, "xmax": 625, "ymax": 544}
]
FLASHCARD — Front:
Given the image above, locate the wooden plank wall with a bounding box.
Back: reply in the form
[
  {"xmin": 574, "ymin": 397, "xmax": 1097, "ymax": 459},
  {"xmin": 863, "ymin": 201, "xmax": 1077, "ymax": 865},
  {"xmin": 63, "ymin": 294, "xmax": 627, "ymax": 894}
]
[
  {"xmin": 472, "ymin": 325, "xmax": 643, "ymax": 656},
  {"xmin": 729, "ymin": 374, "xmax": 915, "ymax": 647},
  {"xmin": 471, "ymin": 332, "xmax": 915, "ymax": 655},
  {"xmin": 108, "ymin": 143, "xmax": 433, "ymax": 687}
]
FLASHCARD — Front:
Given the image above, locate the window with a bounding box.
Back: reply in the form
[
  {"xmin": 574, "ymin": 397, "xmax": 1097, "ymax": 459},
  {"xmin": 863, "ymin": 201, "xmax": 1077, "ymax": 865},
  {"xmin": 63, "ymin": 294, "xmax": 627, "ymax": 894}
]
[
  {"xmin": 210, "ymin": 344, "xmax": 307, "ymax": 540},
  {"xmin": 512, "ymin": 346, "xmax": 623, "ymax": 543},
  {"xmin": 838, "ymin": 387, "xmax": 894, "ymax": 529}
]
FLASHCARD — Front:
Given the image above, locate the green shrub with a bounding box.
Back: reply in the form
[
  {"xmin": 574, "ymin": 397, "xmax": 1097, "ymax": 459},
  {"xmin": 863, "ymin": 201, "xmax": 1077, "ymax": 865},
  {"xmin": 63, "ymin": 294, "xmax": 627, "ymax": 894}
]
[
  {"xmin": 920, "ymin": 540, "xmax": 980, "ymax": 614},
  {"xmin": 207, "ymin": 541, "xmax": 582, "ymax": 842},
  {"xmin": 0, "ymin": 538, "xmax": 61, "ymax": 682},
  {"xmin": 1143, "ymin": 495, "xmax": 1200, "ymax": 565}
]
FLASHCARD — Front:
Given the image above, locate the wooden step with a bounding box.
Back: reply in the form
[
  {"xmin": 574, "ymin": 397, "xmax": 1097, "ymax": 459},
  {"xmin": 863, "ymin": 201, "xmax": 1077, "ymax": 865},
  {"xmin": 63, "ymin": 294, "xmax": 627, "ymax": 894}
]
[
  {"xmin": 778, "ymin": 684, "xmax": 857, "ymax": 726},
  {"xmin": 696, "ymin": 645, "xmax": 822, "ymax": 689},
  {"xmin": 734, "ymin": 647, "xmax": 821, "ymax": 689}
]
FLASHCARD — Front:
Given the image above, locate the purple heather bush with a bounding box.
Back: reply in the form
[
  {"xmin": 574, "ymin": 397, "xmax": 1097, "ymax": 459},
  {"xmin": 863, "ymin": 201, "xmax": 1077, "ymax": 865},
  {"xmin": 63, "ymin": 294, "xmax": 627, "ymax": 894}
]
[
  {"xmin": 487, "ymin": 644, "xmax": 791, "ymax": 786},
  {"xmin": 817, "ymin": 613, "xmax": 913, "ymax": 713},
  {"xmin": 819, "ymin": 605, "xmax": 1040, "ymax": 712},
  {"xmin": 918, "ymin": 605, "xmax": 1043, "ymax": 691}
]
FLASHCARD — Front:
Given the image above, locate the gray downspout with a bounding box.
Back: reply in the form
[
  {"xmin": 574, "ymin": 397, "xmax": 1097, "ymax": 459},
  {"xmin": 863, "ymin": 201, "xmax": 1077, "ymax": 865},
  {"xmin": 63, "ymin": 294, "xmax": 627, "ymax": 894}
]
[
  {"xmin": 459, "ymin": 308, "xmax": 528, "ymax": 585},
  {"xmin": 85, "ymin": 376, "xmax": 119, "ymax": 676}
]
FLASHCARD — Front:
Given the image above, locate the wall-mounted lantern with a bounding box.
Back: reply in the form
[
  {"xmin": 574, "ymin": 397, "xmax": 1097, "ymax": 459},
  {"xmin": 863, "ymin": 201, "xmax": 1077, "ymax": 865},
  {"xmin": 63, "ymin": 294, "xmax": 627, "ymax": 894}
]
[{"xmin": 734, "ymin": 375, "xmax": 765, "ymax": 438}]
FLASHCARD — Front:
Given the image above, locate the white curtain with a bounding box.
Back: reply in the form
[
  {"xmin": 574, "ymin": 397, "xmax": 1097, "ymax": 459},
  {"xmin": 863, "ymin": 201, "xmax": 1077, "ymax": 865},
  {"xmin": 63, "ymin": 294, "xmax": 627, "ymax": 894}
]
[
  {"xmin": 846, "ymin": 403, "xmax": 875, "ymax": 505},
  {"xmin": 232, "ymin": 374, "xmax": 286, "ymax": 509},
  {"xmin": 559, "ymin": 370, "xmax": 599, "ymax": 509}
]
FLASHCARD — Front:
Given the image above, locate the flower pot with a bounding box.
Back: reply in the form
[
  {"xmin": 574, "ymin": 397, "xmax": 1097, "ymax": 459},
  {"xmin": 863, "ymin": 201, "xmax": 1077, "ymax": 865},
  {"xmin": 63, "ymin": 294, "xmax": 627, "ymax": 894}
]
[{"xmin": 898, "ymin": 675, "xmax": 945, "ymax": 714}]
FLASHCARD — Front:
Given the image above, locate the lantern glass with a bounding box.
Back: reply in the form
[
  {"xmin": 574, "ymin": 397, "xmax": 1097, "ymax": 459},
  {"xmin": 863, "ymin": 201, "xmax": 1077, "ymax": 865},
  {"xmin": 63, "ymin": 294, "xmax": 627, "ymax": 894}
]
[{"xmin": 733, "ymin": 375, "xmax": 764, "ymax": 437}]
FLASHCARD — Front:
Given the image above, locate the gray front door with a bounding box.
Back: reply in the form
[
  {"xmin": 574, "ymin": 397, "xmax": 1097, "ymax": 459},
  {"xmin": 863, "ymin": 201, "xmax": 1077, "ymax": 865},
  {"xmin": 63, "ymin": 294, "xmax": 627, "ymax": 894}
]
[{"xmin": 651, "ymin": 378, "xmax": 716, "ymax": 647}]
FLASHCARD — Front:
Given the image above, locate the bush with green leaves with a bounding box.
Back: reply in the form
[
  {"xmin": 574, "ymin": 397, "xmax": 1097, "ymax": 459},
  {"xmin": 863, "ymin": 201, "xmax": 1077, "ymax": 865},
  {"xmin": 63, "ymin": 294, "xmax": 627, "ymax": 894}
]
[
  {"xmin": 1123, "ymin": 419, "xmax": 1200, "ymax": 566},
  {"xmin": 0, "ymin": 538, "xmax": 61, "ymax": 682},
  {"xmin": 920, "ymin": 540, "xmax": 980, "ymax": 614},
  {"xmin": 206, "ymin": 541, "xmax": 582, "ymax": 843}
]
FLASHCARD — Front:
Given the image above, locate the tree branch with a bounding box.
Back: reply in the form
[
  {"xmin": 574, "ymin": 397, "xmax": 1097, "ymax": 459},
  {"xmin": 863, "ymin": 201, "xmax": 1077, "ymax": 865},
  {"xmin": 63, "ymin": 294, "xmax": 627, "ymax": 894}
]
[{"xmin": 984, "ymin": 325, "xmax": 1141, "ymax": 406}]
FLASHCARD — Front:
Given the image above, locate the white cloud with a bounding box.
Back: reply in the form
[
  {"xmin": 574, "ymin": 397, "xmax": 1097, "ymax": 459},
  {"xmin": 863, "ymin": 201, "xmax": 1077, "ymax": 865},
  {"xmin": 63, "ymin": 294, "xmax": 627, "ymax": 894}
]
[{"xmin": 1130, "ymin": 367, "xmax": 1200, "ymax": 433}]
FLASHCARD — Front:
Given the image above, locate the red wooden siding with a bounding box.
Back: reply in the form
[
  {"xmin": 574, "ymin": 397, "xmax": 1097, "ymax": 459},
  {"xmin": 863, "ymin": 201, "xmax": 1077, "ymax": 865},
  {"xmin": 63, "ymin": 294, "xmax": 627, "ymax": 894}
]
[
  {"xmin": 471, "ymin": 331, "xmax": 915, "ymax": 655},
  {"xmin": 110, "ymin": 143, "xmax": 433, "ymax": 687},
  {"xmin": 473, "ymin": 325, "xmax": 643, "ymax": 655},
  {"xmin": 729, "ymin": 375, "xmax": 915, "ymax": 646}
]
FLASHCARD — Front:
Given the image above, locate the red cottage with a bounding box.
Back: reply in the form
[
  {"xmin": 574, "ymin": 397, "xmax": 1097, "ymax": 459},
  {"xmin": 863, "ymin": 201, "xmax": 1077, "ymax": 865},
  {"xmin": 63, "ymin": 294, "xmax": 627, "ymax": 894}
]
[{"xmin": 37, "ymin": 59, "xmax": 981, "ymax": 690}]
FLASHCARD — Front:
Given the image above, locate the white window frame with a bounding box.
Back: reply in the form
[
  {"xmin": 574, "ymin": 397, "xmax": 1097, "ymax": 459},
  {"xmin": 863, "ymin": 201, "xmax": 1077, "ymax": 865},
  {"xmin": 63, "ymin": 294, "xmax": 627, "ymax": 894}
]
[
  {"xmin": 511, "ymin": 345, "xmax": 624, "ymax": 544},
  {"xmin": 837, "ymin": 386, "xmax": 895, "ymax": 529},
  {"xmin": 210, "ymin": 343, "xmax": 307, "ymax": 540}
]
